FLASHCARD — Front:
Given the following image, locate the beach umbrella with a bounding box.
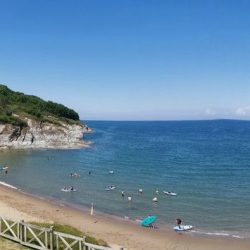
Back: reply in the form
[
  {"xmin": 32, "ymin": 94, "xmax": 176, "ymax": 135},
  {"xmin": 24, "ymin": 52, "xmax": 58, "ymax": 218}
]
[{"xmin": 141, "ymin": 215, "xmax": 157, "ymax": 227}]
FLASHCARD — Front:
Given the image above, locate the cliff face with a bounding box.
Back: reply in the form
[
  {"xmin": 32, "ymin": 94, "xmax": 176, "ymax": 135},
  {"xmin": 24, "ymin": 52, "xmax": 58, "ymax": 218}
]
[
  {"xmin": 0, "ymin": 85, "xmax": 91, "ymax": 149},
  {"xmin": 0, "ymin": 118, "xmax": 90, "ymax": 149}
]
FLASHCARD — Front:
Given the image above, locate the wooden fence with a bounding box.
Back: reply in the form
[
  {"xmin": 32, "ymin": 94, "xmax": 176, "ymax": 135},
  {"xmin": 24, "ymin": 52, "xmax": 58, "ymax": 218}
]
[{"xmin": 0, "ymin": 216, "xmax": 111, "ymax": 250}]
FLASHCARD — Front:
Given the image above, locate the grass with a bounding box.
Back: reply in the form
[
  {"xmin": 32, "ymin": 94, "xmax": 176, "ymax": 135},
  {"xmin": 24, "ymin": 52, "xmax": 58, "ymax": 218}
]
[
  {"xmin": 0, "ymin": 237, "xmax": 28, "ymax": 250},
  {"xmin": 33, "ymin": 222, "xmax": 109, "ymax": 247}
]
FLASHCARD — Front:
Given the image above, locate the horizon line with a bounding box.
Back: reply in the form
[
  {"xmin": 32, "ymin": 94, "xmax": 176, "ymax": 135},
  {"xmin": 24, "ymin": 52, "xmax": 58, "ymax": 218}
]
[{"xmin": 81, "ymin": 118, "xmax": 250, "ymax": 122}]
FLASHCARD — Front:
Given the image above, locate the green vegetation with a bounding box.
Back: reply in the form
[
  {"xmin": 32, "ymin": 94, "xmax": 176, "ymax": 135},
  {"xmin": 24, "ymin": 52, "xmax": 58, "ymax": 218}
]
[
  {"xmin": 0, "ymin": 237, "xmax": 28, "ymax": 250},
  {"xmin": 0, "ymin": 84, "xmax": 80, "ymax": 127},
  {"xmin": 33, "ymin": 222, "xmax": 109, "ymax": 247}
]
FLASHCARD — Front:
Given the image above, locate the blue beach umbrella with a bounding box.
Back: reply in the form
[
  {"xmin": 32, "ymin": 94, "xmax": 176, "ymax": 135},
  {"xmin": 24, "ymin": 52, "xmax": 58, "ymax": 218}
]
[{"xmin": 141, "ymin": 215, "xmax": 157, "ymax": 227}]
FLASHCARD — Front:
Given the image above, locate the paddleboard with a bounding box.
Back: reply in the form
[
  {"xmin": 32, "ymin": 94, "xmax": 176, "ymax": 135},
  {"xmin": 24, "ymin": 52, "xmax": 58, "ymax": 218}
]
[
  {"xmin": 152, "ymin": 197, "xmax": 158, "ymax": 202},
  {"xmin": 163, "ymin": 191, "xmax": 177, "ymax": 196},
  {"xmin": 61, "ymin": 188, "xmax": 76, "ymax": 192},
  {"xmin": 0, "ymin": 166, "xmax": 8, "ymax": 170},
  {"xmin": 174, "ymin": 225, "xmax": 193, "ymax": 231},
  {"xmin": 105, "ymin": 186, "xmax": 116, "ymax": 191}
]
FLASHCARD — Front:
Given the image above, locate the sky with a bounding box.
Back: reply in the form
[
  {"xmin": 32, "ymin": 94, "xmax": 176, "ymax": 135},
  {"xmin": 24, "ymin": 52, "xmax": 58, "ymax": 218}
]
[{"xmin": 0, "ymin": 0, "xmax": 250, "ymax": 120}]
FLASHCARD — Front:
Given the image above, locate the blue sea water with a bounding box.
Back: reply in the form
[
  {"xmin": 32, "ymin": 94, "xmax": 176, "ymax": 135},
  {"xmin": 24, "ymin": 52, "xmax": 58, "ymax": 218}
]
[{"xmin": 0, "ymin": 120, "xmax": 250, "ymax": 237}]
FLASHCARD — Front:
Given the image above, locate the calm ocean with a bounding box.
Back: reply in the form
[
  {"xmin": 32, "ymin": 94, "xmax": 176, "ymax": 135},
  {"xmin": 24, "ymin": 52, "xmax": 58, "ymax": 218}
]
[{"xmin": 1, "ymin": 120, "xmax": 250, "ymax": 238}]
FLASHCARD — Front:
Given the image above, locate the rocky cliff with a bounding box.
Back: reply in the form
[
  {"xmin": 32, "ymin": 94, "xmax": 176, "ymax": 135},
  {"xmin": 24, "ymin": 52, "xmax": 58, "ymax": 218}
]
[
  {"xmin": 0, "ymin": 84, "xmax": 91, "ymax": 149},
  {"xmin": 0, "ymin": 117, "xmax": 90, "ymax": 149}
]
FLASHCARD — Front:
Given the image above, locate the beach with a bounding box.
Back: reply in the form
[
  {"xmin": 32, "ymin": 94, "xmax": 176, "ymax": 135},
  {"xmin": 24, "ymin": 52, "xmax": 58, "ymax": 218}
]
[{"xmin": 0, "ymin": 185, "xmax": 249, "ymax": 250}]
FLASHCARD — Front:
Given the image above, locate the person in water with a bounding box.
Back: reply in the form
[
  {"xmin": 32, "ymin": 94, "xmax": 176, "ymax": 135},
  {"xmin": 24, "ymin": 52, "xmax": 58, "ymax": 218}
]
[
  {"xmin": 138, "ymin": 188, "xmax": 143, "ymax": 194},
  {"xmin": 70, "ymin": 186, "xmax": 74, "ymax": 191},
  {"xmin": 176, "ymin": 218, "xmax": 182, "ymax": 228},
  {"xmin": 121, "ymin": 191, "xmax": 125, "ymax": 198}
]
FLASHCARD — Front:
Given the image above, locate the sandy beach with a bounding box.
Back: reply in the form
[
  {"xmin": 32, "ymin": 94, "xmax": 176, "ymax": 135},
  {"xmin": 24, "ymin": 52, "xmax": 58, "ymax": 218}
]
[{"xmin": 0, "ymin": 185, "xmax": 249, "ymax": 250}]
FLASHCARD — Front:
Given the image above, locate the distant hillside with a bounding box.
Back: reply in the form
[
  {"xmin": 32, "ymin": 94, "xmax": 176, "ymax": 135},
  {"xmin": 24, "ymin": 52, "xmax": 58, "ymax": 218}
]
[{"xmin": 0, "ymin": 84, "xmax": 79, "ymax": 127}]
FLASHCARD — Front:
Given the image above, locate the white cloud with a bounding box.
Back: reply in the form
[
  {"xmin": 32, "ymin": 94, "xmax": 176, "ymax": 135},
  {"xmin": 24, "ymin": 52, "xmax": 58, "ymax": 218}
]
[
  {"xmin": 205, "ymin": 108, "xmax": 216, "ymax": 116},
  {"xmin": 235, "ymin": 106, "xmax": 250, "ymax": 116}
]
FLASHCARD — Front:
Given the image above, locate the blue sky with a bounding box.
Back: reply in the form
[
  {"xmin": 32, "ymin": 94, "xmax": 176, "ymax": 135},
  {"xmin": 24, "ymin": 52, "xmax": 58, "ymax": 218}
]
[{"xmin": 0, "ymin": 0, "xmax": 250, "ymax": 120}]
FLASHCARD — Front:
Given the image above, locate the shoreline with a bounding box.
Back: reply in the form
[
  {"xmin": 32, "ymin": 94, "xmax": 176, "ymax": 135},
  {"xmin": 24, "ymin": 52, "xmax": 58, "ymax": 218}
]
[
  {"xmin": 53, "ymin": 196, "xmax": 250, "ymax": 240},
  {"xmin": 0, "ymin": 140, "xmax": 93, "ymax": 150},
  {"xmin": 0, "ymin": 180, "xmax": 248, "ymax": 240},
  {"xmin": 0, "ymin": 184, "xmax": 249, "ymax": 249}
]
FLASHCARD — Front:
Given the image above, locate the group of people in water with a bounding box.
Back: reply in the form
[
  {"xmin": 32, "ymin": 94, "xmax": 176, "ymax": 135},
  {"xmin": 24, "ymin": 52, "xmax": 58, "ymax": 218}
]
[
  {"xmin": 69, "ymin": 172, "xmax": 80, "ymax": 178},
  {"xmin": 119, "ymin": 188, "xmax": 165, "ymax": 203},
  {"xmin": 0, "ymin": 164, "xmax": 8, "ymax": 174},
  {"xmin": 1, "ymin": 161, "xmax": 186, "ymax": 230},
  {"xmin": 65, "ymin": 170, "xmax": 176, "ymax": 203},
  {"xmin": 64, "ymin": 172, "xmax": 82, "ymax": 191},
  {"xmin": 61, "ymin": 186, "xmax": 76, "ymax": 192},
  {"xmin": 62, "ymin": 169, "xmax": 186, "ymax": 230}
]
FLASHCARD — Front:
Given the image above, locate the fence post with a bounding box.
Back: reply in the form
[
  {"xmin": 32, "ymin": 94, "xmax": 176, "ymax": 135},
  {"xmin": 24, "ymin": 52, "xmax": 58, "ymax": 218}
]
[
  {"xmin": 50, "ymin": 225, "xmax": 54, "ymax": 250},
  {"xmin": 19, "ymin": 220, "xmax": 24, "ymax": 243},
  {"xmin": 82, "ymin": 236, "xmax": 86, "ymax": 250}
]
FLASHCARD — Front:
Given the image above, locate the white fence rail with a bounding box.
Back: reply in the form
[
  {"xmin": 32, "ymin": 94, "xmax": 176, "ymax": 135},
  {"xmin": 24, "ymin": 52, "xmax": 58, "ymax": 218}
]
[{"xmin": 0, "ymin": 216, "xmax": 111, "ymax": 250}]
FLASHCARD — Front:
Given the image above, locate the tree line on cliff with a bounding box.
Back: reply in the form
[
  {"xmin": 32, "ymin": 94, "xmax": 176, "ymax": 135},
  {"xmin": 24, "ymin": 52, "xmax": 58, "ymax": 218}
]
[{"xmin": 0, "ymin": 84, "xmax": 79, "ymax": 127}]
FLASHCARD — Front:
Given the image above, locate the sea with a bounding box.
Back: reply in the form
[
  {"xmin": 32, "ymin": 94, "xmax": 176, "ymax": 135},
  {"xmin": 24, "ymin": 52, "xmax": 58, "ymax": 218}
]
[{"xmin": 0, "ymin": 120, "xmax": 250, "ymax": 238}]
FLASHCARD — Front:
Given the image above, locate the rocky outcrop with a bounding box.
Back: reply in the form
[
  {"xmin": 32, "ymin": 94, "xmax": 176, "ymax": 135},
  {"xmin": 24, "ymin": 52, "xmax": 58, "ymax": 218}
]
[{"xmin": 0, "ymin": 118, "xmax": 91, "ymax": 149}]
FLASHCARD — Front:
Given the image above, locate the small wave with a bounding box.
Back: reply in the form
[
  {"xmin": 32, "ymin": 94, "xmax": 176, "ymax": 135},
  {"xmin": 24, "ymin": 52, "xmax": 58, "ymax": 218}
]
[
  {"xmin": 0, "ymin": 181, "xmax": 18, "ymax": 190},
  {"xmin": 232, "ymin": 235, "xmax": 245, "ymax": 239},
  {"xmin": 192, "ymin": 229, "xmax": 247, "ymax": 239}
]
